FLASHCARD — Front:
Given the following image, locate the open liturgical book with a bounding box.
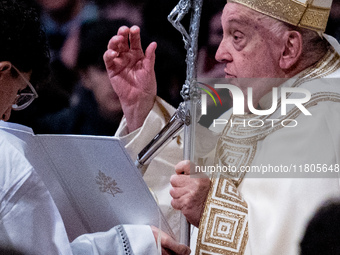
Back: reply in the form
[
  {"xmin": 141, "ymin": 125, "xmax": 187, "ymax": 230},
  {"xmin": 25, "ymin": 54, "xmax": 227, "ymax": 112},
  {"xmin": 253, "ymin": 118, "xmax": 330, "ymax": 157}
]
[{"xmin": 0, "ymin": 121, "xmax": 174, "ymax": 241}]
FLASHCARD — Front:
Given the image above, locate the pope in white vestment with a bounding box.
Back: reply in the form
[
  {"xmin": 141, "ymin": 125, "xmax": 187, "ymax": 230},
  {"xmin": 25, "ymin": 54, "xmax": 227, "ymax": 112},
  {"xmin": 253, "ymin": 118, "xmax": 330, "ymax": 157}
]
[
  {"xmin": 101, "ymin": 0, "xmax": 340, "ymax": 253},
  {"xmin": 116, "ymin": 41, "xmax": 340, "ymax": 255},
  {"xmin": 113, "ymin": 7, "xmax": 340, "ymax": 255}
]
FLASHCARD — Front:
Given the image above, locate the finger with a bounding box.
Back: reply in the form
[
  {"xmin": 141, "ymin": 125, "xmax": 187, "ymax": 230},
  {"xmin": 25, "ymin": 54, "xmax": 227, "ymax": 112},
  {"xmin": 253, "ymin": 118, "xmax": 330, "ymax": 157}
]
[
  {"xmin": 161, "ymin": 247, "xmax": 171, "ymax": 255},
  {"xmin": 129, "ymin": 25, "xmax": 142, "ymax": 51},
  {"xmin": 171, "ymin": 197, "xmax": 179, "ymax": 210},
  {"xmin": 117, "ymin": 26, "xmax": 130, "ymax": 52},
  {"xmin": 107, "ymin": 35, "xmax": 125, "ymax": 52},
  {"xmin": 103, "ymin": 50, "xmax": 119, "ymax": 69},
  {"xmin": 103, "ymin": 49, "xmax": 119, "ymax": 62},
  {"xmin": 160, "ymin": 231, "xmax": 191, "ymax": 255},
  {"xmin": 169, "ymin": 187, "xmax": 187, "ymax": 199},
  {"xmin": 170, "ymin": 174, "xmax": 190, "ymax": 188},
  {"xmin": 145, "ymin": 42, "xmax": 157, "ymax": 64},
  {"xmin": 103, "ymin": 50, "xmax": 131, "ymax": 78},
  {"xmin": 171, "ymin": 197, "xmax": 186, "ymax": 211},
  {"xmin": 151, "ymin": 226, "xmax": 190, "ymax": 255},
  {"xmin": 175, "ymin": 160, "xmax": 191, "ymax": 175},
  {"xmin": 117, "ymin": 25, "xmax": 130, "ymax": 36}
]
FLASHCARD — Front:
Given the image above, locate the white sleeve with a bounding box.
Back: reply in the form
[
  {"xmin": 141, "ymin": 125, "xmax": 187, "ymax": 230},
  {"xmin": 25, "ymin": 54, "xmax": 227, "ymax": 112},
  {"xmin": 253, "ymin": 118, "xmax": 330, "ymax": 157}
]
[
  {"xmin": 70, "ymin": 225, "xmax": 158, "ymax": 255},
  {"xmin": 0, "ymin": 154, "xmax": 73, "ymax": 255},
  {"xmin": 115, "ymin": 97, "xmax": 176, "ymax": 161}
]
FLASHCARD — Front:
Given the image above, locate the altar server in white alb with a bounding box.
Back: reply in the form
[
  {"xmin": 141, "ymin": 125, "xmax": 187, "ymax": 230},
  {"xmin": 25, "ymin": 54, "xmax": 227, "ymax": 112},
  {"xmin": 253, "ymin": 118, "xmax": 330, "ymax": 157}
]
[
  {"xmin": 104, "ymin": 0, "xmax": 340, "ymax": 254},
  {"xmin": 0, "ymin": 0, "xmax": 191, "ymax": 254}
]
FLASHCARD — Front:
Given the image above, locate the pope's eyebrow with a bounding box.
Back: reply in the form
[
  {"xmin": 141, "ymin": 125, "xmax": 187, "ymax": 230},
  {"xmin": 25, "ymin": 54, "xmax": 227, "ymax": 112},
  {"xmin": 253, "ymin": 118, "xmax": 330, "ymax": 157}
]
[
  {"xmin": 228, "ymin": 18, "xmax": 252, "ymax": 26},
  {"xmin": 225, "ymin": 16, "xmax": 263, "ymax": 36},
  {"xmin": 226, "ymin": 14, "xmax": 262, "ymax": 32}
]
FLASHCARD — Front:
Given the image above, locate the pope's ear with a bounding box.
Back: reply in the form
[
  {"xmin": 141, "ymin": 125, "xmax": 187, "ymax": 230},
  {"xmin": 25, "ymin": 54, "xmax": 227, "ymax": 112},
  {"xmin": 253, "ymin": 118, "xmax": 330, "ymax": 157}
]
[{"xmin": 279, "ymin": 31, "xmax": 303, "ymax": 70}]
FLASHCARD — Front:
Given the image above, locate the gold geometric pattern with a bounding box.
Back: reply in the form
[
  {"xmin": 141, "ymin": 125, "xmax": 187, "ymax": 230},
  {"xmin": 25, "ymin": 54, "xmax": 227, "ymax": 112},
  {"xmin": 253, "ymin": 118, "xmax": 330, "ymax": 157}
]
[
  {"xmin": 300, "ymin": 6, "xmax": 330, "ymax": 31},
  {"xmin": 215, "ymin": 178, "xmax": 248, "ymax": 209},
  {"xmin": 229, "ymin": 0, "xmax": 330, "ymax": 32},
  {"xmin": 205, "ymin": 208, "xmax": 246, "ymax": 248},
  {"xmin": 215, "ymin": 142, "xmax": 257, "ymax": 186},
  {"xmin": 196, "ymin": 176, "xmax": 248, "ymax": 255},
  {"xmin": 214, "ymin": 218, "xmax": 236, "ymax": 240}
]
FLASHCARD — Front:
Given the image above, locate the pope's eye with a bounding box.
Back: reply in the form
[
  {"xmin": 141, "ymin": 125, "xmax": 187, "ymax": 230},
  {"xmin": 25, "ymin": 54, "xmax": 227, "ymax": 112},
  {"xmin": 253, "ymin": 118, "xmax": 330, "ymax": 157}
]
[
  {"xmin": 231, "ymin": 30, "xmax": 246, "ymax": 51},
  {"xmin": 233, "ymin": 31, "xmax": 243, "ymax": 41}
]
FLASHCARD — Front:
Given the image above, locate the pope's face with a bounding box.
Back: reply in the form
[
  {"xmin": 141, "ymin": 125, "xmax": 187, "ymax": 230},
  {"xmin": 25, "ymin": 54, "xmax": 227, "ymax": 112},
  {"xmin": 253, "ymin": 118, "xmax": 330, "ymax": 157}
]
[{"xmin": 216, "ymin": 3, "xmax": 286, "ymax": 110}]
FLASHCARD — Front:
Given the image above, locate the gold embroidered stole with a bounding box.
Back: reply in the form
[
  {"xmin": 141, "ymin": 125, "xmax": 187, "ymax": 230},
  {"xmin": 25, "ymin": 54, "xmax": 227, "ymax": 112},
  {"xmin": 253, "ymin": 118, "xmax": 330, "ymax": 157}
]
[{"xmin": 195, "ymin": 47, "xmax": 340, "ymax": 255}]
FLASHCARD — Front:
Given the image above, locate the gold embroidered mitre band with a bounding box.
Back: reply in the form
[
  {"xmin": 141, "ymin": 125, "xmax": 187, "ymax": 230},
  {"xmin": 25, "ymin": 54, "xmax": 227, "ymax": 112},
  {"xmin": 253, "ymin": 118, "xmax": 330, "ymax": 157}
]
[{"xmin": 228, "ymin": 0, "xmax": 332, "ymax": 33}]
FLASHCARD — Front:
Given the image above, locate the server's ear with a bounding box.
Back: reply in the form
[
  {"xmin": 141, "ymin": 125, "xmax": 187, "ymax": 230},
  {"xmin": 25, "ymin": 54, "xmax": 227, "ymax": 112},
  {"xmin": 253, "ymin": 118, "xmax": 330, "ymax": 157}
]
[{"xmin": 0, "ymin": 61, "xmax": 12, "ymax": 73}]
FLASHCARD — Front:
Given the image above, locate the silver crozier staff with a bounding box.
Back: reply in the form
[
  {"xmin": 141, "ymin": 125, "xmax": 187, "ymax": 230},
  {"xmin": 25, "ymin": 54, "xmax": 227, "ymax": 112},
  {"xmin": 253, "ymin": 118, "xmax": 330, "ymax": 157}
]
[{"xmin": 134, "ymin": 0, "xmax": 204, "ymax": 246}]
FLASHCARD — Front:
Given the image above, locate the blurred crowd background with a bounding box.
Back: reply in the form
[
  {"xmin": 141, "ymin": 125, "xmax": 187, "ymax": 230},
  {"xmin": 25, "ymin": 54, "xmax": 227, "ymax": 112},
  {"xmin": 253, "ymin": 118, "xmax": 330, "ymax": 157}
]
[{"xmin": 8, "ymin": 0, "xmax": 340, "ymax": 135}]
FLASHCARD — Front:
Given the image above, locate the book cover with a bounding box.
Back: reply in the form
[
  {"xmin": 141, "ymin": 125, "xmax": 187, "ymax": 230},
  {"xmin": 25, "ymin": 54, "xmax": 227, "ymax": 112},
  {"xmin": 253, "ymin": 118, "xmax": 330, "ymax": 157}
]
[{"xmin": 0, "ymin": 121, "xmax": 174, "ymax": 241}]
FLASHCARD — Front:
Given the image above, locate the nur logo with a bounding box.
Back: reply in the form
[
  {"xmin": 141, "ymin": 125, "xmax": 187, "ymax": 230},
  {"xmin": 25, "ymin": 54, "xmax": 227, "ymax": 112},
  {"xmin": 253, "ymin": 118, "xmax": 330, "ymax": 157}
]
[
  {"xmin": 198, "ymin": 82, "xmax": 223, "ymax": 115},
  {"xmin": 200, "ymin": 84, "xmax": 312, "ymax": 116}
]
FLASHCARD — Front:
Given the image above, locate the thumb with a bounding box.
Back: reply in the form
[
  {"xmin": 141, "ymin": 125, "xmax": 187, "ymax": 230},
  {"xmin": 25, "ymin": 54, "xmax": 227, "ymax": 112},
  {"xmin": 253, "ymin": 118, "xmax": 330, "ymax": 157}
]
[
  {"xmin": 161, "ymin": 234, "xmax": 191, "ymax": 255},
  {"xmin": 145, "ymin": 42, "xmax": 157, "ymax": 65},
  {"xmin": 175, "ymin": 160, "xmax": 192, "ymax": 175}
]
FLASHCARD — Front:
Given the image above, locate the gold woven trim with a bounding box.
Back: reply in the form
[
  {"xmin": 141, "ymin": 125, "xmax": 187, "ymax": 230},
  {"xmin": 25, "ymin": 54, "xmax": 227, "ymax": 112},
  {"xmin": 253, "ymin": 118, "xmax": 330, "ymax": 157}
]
[
  {"xmin": 229, "ymin": 0, "xmax": 330, "ymax": 32},
  {"xmin": 196, "ymin": 175, "xmax": 249, "ymax": 255},
  {"xmin": 299, "ymin": 6, "xmax": 330, "ymax": 32}
]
